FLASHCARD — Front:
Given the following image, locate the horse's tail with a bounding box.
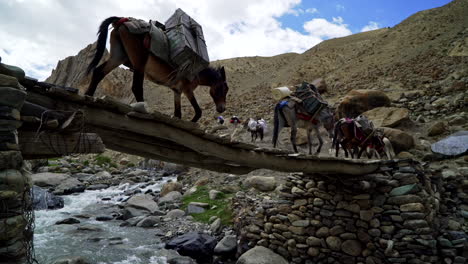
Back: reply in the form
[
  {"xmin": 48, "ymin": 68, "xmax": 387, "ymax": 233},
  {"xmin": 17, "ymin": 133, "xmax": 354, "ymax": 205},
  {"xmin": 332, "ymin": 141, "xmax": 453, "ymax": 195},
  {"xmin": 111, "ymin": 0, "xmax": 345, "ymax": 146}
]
[
  {"xmin": 332, "ymin": 120, "xmax": 341, "ymax": 148},
  {"xmin": 87, "ymin": 16, "xmax": 121, "ymax": 74},
  {"xmin": 272, "ymin": 103, "xmax": 281, "ymax": 148}
]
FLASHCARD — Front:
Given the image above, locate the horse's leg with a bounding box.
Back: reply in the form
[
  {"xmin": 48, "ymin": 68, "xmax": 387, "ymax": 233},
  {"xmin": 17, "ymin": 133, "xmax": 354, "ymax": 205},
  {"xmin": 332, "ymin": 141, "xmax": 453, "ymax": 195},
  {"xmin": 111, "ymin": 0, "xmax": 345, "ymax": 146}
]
[
  {"xmin": 173, "ymin": 90, "xmax": 182, "ymax": 119},
  {"xmin": 357, "ymin": 145, "xmax": 366, "ymax": 159},
  {"xmin": 341, "ymin": 139, "xmax": 350, "ymax": 158},
  {"xmin": 132, "ymin": 71, "xmax": 145, "ymax": 102},
  {"xmin": 180, "ymin": 84, "xmax": 202, "ymax": 122},
  {"xmin": 86, "ymin": 31, "xmax": 126, "ymax": 96},
  {"xmin": 315, "ymin": 126, "xmax": 323, "ymax": 154},
  {"xmin": 307, "ymin": 127, "xmax": 312, "ymax": 155},
  {"xmin": 291, "ymin": 125, "xmax": 298, "ymax": 153},
  {"xmin": 118, "ymin": 26, "xmax": 148, "ymax": 102}
]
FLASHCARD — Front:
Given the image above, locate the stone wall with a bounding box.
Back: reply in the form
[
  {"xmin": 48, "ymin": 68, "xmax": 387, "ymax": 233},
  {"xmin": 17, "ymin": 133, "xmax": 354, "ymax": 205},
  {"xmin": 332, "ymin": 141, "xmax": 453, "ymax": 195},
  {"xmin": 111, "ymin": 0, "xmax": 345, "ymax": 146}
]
[
  {"xmin": 233, "ymin": 159, "xmax": 467, "ymax": 264},
  {"xmin": 0, "ymin": 64, "xmax": 34, "ymax": 264}
]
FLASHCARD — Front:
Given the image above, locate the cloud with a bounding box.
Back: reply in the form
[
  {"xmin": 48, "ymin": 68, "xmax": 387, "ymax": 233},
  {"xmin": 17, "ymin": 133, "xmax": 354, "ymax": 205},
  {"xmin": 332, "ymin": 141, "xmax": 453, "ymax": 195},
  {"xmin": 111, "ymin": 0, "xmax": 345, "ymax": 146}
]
[
  {"xmin": 361, "ymin": 21, "xmax": 380, "ymax": 32},
  {"xmin": 303, "ymin": 16, "xmax": 352, "ymax": 39},
  {"xmin": 336, "ymin": 4, "xmax": 345, "ymax": 12},
  {"xmin": 0, "ymin": 0, "xmax": 353, "ymax": 81},
  {"xmin": 305, "ymin": 8, "xmax": 319, "ymax": 14}
]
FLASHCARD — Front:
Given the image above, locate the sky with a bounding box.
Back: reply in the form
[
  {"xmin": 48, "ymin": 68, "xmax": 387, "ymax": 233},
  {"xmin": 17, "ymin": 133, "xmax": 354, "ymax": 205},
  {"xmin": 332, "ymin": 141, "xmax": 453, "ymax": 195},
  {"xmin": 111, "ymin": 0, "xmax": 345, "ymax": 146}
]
[{"xmin": 0, "ymin": 0, "xmax": 452, "ymax": 81}]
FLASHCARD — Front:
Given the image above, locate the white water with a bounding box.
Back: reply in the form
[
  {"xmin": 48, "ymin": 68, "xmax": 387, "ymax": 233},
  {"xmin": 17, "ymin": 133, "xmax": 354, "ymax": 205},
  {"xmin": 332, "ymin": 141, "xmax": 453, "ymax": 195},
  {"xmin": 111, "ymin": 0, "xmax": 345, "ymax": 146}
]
[{"xmin": 34, "ymin": 177, "xmax": 175, "ymax": 264}]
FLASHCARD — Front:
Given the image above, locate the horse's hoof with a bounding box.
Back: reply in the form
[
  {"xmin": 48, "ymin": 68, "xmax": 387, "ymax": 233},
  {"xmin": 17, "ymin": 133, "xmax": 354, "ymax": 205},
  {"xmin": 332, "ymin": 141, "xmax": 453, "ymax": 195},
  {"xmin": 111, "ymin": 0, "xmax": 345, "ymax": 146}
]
[{"xmin": 131, "ymin": 102, "xmax": 148, "ymax": 113}]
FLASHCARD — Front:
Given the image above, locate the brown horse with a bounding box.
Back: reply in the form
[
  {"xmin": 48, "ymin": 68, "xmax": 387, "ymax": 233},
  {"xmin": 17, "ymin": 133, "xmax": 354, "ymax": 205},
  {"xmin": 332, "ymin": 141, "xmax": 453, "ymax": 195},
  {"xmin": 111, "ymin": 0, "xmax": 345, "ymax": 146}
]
[
  {"xmin": 332, "ymin": 116, "xmax": 394, "ymax": 159},
  {"xmin": 85, "ymin": 17, "xmax": 229, "ymax": 122}
]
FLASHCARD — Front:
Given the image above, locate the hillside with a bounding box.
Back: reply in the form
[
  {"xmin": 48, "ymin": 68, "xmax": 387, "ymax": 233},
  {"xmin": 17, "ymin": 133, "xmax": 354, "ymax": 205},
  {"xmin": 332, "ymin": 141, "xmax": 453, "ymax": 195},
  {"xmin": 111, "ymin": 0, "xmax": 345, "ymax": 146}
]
[{"xmin": 46, "ymin": 0, "xmax": 468, "ymax": 125}]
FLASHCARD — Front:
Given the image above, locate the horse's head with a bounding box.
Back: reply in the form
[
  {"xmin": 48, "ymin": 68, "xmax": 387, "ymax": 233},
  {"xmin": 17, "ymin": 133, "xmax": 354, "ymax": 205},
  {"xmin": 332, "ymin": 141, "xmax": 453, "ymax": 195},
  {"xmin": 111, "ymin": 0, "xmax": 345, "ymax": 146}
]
[
  {"xmin": 209, "ymin": 67, "xmax": 229, "ymax": 113},
  {"xmin": 319, "ymin": 106, "xmax": 336, "ymax": 138}
]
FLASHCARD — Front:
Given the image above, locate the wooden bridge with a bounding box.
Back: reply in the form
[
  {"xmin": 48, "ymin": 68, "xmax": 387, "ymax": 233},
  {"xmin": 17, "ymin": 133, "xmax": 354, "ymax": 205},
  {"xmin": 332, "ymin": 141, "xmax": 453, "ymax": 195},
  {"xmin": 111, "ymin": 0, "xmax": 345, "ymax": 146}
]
[{"xmin": 19, "ymin": 80, "xmax": 386, "ymax": 176}]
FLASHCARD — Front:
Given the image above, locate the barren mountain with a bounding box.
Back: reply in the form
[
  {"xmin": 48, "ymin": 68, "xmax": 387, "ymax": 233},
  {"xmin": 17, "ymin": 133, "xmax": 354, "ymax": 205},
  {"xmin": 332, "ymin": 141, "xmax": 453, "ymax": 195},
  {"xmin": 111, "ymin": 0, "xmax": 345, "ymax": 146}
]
[{"xmin": 46, "ymin": 0, "xmax": 467, "ymax": 125}]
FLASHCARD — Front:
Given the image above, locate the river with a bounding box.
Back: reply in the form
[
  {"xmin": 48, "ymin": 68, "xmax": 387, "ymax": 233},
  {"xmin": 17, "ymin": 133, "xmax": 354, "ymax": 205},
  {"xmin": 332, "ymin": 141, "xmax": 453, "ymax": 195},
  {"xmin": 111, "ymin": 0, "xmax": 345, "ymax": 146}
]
[{"xmin": 34, "ymin": 176, "xmax": 175, "ymax": 264}]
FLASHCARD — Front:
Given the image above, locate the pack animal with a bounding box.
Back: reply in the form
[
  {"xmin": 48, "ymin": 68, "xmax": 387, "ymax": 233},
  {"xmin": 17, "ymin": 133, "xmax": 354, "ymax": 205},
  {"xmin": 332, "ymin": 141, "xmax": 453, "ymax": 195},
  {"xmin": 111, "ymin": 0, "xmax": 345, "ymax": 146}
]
[
  {"xmin": 272, "ymin": 99, "xmax": 335, "ymax": 155},
  {"xmin": 247, "ymin": 118, "xmax": 264, "ymax": 142},
  {"xmin": 85, "ymin": 17, "xmax": 229, "ymax": 122},
  {"xmin": 332, "ymin": 116, "xmax": 394, "ymax": 159}
]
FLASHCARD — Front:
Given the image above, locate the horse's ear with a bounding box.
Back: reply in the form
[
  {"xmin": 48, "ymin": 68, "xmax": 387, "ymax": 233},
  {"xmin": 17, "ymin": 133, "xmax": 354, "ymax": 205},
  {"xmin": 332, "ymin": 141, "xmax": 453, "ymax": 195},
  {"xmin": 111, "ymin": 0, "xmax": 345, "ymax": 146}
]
[{"xmin": 220, "ymin": 67, "xmax": 226, "ymax": 80}]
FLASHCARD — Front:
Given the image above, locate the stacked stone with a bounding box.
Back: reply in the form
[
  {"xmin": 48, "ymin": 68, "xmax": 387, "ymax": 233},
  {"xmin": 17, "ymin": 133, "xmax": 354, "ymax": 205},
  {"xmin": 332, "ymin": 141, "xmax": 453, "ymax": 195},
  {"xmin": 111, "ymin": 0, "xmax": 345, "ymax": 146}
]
[
  {"xmin": 236, "ymin": 160, "xmax": 446, "ymax": 264},
  {"xmin": 430, "ymin": 167, "xmax": 468, "ymax": 263},
  {"xmin": 0, "ymin": 61, "xmax": 33, "ymax": 263}
]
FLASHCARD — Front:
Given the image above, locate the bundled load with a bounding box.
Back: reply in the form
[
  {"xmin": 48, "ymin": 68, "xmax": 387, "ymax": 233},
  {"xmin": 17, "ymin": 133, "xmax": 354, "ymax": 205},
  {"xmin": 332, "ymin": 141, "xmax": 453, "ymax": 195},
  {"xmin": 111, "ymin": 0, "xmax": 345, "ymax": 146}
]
[
  {"xmin": 164, "ymin": 8, "xmax": 210, "ymax": 81},
  {"xmin": 292, "ymin": 81, "xmax": 327, "ymax": 116}
]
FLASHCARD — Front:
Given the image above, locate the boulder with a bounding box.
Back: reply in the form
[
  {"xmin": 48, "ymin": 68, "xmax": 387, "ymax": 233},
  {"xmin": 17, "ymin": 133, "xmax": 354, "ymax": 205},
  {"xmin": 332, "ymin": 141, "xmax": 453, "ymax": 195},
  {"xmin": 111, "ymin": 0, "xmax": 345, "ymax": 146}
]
[
  {"xmin": 427, "ymin": 121, "xmax": 447, "ymax": 137},
  {"xmin": 158, "ymin": 191, "xmax": 182, "ymax": 204},
  {"xmin": 136, "ymin": 216, "xmax": 161, "ymax": 227},
  {"xmin": 243, "ymin": 176, "xmax": 277, "ymax": 192},
  {"xmin": 166, "ymin": 209, "xmax": 185, "ymax": 219},
  {"xmin": 55, "ymin": 218, "xmax": 80, "ymax": 225},
  {"xmin": 32, "ymin": 186, "xmax": 64, "ymax": 210},
  {"xmin": 214, "ymin": 235, "xmax": 237, "ymax": 255},
  {"xmin": 381, "ymin": 127, "xmax": 415, "ymax": 153},
  {"xmin": 431, "ymin": 131, "xmax": 468, "ymax": 157},
  {"xmin": 337, "ymin": 90, "xmax": 391, "ymax": 118},
  {"xmin": 362, "ymin": 107, "xmax": 409, "ymax": 127},
  {"xmin": 187, "ymin": 202, "xmax": 209, "ymax": 214},
  {"xmin": 165, "ymin": 232, "xmax": 217, "ymax": 263},
  {"xmin": 209, "ymin": 218, "xmax": 222, "ymax": 234},
  {"xmin": 120, "ymin": 207, "xmax": 149, "ymax": 220},
  {"xmin": 125, "ymin": 194, "xmax": 159, "ymax": 213},
  {"xmin": 31, "ymin": 172, "xmax": 70, "ymax": 187},
  {"xmin": 236, "ymin": 246, "xmax": 288, "ymax": 264},
  {"xmin": 52, "ymin": 256, "xmax": 90, "ymax": 264},
  {"xmin": 161, "ymin": 182, "xmax": 183, "ymax": 197},
  {"xmin": 53, "ymin": 177, "xmax": 85, "ymax": 195}
]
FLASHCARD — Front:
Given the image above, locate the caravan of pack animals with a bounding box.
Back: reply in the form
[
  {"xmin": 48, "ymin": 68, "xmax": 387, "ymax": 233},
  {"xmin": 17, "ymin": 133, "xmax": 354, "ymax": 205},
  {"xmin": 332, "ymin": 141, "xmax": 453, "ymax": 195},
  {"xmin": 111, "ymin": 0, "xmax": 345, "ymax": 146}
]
[
  {"xmin": 0, "ymin": 2, "xmax": 467, "ymax": 264},
  {"xmin": 83, "ymin": 14, "xmax": 395, "ymax": 160}
]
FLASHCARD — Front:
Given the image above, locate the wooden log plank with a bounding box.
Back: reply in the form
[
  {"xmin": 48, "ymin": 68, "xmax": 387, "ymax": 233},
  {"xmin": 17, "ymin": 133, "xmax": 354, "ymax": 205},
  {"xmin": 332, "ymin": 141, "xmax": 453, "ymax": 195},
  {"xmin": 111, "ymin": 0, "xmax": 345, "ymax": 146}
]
[
  {"xmin": 19, "ymin": 132, "xmax": 105, "ymax": 159},
  {"xmin": 93, "ymin": 127, "xmax": 255, "ymax": 174},
  {"xmin": 82, "ymin": 107, "xmax": 381, "ymax": 175}
]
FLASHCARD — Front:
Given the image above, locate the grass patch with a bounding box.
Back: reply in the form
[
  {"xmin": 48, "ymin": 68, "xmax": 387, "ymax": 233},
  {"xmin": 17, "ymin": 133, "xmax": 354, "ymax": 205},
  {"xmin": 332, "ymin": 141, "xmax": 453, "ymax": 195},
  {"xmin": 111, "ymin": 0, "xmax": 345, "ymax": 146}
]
[
  {"xmin": 94, "ymin": 155, "xmax": 117, "ymax": 168},
  {"xmin": 182, "ymin": 186, "xmax": 233, "ymax": 226}
]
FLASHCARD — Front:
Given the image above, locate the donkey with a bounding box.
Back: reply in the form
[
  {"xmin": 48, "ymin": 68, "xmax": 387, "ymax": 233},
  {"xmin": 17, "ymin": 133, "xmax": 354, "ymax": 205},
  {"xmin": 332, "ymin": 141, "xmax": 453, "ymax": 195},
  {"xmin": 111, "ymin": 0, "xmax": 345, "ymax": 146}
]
[
  {"xmin": 85, "ymin": 17, "xmax": 229, "ymax": 122},
  {"xmin": 247, "ymin": 118, "xmax": 264, "ymax": 142},
  {"xmin": 272, "ymin": 100, "xmax": 335, "ymax": 155}
]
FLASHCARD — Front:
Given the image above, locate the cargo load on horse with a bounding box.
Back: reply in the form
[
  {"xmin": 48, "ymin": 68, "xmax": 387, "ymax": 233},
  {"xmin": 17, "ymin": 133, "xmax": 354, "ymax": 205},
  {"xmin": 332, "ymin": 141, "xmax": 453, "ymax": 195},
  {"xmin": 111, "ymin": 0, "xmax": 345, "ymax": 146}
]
[
  {"xmin": 292, "ymin": 81, "xmax": 327, "ymax": 117},
  {"xmin": 165, "ymin": 8, "xmax": 210, "ymax": 81},
  {"xmin": 104, "ymin": 8, "xmax": 209, "ymax": 82}
]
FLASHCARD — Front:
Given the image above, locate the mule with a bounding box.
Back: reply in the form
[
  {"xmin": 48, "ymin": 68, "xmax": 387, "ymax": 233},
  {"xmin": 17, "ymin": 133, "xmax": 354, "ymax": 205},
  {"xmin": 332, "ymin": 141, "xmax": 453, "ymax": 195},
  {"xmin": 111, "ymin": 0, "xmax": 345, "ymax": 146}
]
[
  {"xmin": 247, "ymin": 118, "xmax": 264, "ymax": 142},
  {"xmin": 361, "ymin": 130, "xmax": 395, "ymax": 159},
  {"xmin": 332, "ymin": 117, "xmax": 395, "ymax": 159},
  {"xmin": 272, "ymin": 100, "xmax": 335, "ymax": 155},
  {"xmin": 85, "ymin": 17, "xmax": 229, "ymax": 122}
]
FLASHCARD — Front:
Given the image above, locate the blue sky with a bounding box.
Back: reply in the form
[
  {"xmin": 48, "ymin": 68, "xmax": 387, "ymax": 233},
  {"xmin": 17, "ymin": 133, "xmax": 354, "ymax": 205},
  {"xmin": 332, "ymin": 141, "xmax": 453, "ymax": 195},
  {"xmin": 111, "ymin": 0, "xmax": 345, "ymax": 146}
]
[
  {"xmin": 279, "ymin": 0, "xmax": 452, "ymax": 35},
  {"xmin": 0, "ymin": 0, "xmax": 454, "ymax": 80}
]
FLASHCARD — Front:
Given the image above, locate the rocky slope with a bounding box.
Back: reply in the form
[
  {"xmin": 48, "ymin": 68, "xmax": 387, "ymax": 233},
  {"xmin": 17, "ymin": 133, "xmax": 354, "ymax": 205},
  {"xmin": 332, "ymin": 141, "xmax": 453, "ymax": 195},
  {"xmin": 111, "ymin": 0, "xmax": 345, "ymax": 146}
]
[{"xmin": 46, "ymin": 0, "xmax": 467, "ymax": 124}]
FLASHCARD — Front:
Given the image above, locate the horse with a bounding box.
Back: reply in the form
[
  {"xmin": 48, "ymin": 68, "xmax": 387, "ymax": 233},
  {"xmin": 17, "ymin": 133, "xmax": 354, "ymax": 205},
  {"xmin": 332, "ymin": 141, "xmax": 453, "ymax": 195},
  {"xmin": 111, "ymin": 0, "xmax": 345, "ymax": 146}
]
[
  {"xmin": 361, "ymin": 129, "xmax": 395, "ymax": 159},
  {"xmin": 85, "ymin": 17, "xmax": 229, "ymax": 122},
  {"xmin": 247, "ymin": 118, "xmax": 264, "ymax": 142},
  {"xmin": 272, "ymin": 100, "xmax": 335, "ymax": 155},
  {"xmin": 332, "ymin": 116, "xmax": 395, "ymax": 159}
]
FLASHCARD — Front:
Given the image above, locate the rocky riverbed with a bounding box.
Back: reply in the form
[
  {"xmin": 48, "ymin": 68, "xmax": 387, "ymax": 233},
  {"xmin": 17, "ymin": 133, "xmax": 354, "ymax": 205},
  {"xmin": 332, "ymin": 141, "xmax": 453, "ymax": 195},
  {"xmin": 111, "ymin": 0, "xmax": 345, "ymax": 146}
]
[{"xmin": 31, "ymin": 156, "xmax": 241, "ymax": 264}]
